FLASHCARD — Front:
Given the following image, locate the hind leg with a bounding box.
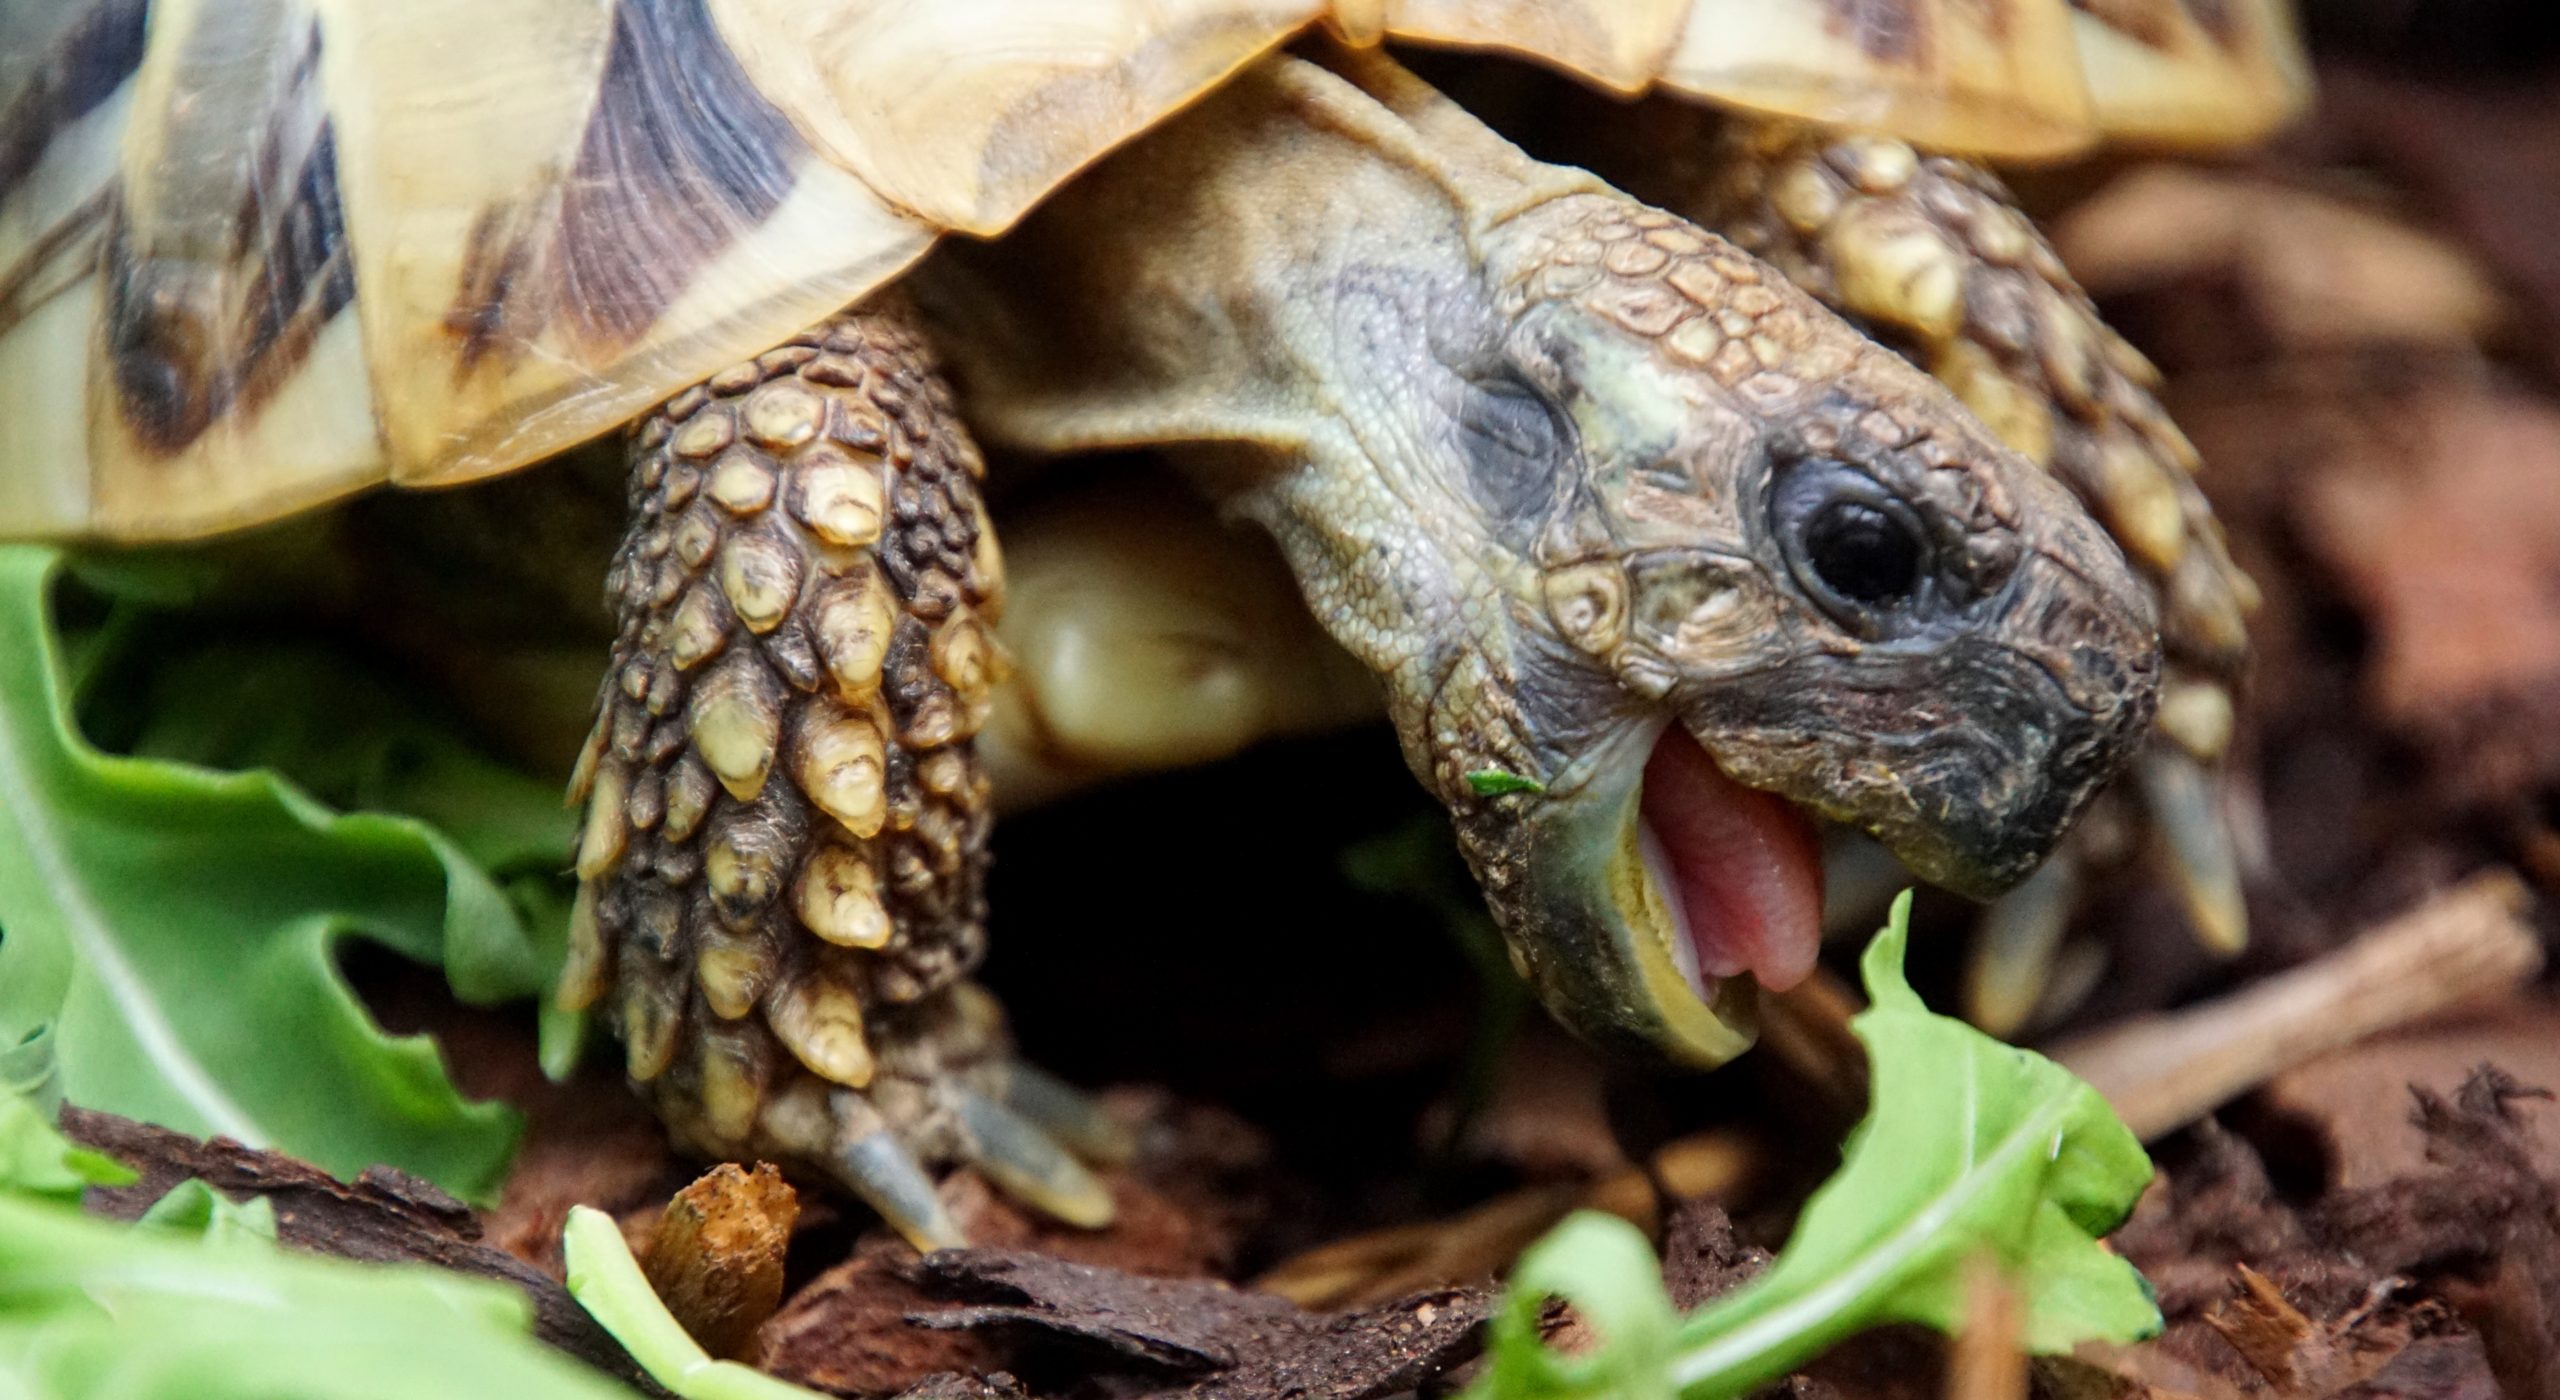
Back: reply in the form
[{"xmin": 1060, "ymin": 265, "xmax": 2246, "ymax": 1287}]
[{"xmin": 557, "ymin": 302, "xmax": 1122, "ymax": 1250}]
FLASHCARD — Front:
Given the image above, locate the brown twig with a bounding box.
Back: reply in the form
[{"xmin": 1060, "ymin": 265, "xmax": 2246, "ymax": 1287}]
[
  {"xmin": 2054, "ymin": 870, "xmax": 2542, "ymax": 1141},
  {"xmin": 1253, "ymin": 1130, "xmax": 1757, "ymax": 1309},
  {"xmin": 1946, "ymin": 1256, "xmax": 2027, "ymax": 1400}
]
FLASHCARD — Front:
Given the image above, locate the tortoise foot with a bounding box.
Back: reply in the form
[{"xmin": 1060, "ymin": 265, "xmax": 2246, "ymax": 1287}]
[{"xmin": 643, "ymin": 982, "xmax": 1118, "ymax": 1253}]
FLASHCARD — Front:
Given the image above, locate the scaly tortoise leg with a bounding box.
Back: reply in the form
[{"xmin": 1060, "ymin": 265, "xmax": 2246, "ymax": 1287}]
[
  {"xmin": 1684, "ymin": 126, "xmax": 2256, "ymax": 1033},
  {"xmin": 555, "ymin": 303, "xmax": 1124, "ymax": 1251}
]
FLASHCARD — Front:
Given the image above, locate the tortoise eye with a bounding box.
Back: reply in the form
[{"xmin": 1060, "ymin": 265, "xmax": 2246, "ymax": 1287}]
[
  {"xmin": 1770, "ymin": 458, "xmax": 1938, "ymax": 632},
  {"xmin": 1804, "ymin": 501, "xmax": 1922, "ymax": 604}
]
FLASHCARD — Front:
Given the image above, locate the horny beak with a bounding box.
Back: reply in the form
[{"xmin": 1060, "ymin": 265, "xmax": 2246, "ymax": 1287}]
[{"xmin": 1493, "ymin": 717, "xmax": 1827, "ymax": 1069}]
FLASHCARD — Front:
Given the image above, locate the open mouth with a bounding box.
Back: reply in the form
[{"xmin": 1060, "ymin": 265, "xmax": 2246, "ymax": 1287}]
[
  {"xmin": 1501, "ymin": 718, "xmax": 1839, "ymax": 1069},
  {"xmin": 1637, "ymin": 725, "xmax": 1827, "ymax": 1000},
  {"xmin": 1568, "ymin": 723, "xmax": 1825, "ymax": 1067}
]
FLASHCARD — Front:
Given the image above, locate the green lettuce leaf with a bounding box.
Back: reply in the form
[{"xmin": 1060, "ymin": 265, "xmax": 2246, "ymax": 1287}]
[
  {"xmin": 0, "ymin": 545, "xmax": 560, "ymax": 1201},
  {"xmin": 0, "ymin": 1094, "xmax": 635, "ymax": 1400},
  {"xmin": 1471, "ymin": 890, "xmax": 2160, "ymax": 1400},
  {"xmin": 0, "ymin": 1093, "xmax": 137, "ymax": 1202},
  {"xmin": 134, "ymin": 1177, "xmax": 282, "ymax": 1244}
]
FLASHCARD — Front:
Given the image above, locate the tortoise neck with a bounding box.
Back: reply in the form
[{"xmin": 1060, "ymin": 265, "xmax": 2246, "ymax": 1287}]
[
  {"xmin": 909, "ymin": 48, "xmax": 1607, "ymax": 480},
  {"xmin": 913, "ymin": 47, "xmax": 1640, "ymax": 800}
]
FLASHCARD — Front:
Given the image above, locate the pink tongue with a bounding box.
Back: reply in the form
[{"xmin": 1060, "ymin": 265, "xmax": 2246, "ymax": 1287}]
[{"xmin": 1638, "ymin": 728, "xmax": 1826, "ymax": 992}]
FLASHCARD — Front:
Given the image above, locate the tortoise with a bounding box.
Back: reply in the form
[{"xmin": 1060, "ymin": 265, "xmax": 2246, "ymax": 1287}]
[{"xmin": 0, "ymin": 0, "xmax": 2301, "ymax": 1249}]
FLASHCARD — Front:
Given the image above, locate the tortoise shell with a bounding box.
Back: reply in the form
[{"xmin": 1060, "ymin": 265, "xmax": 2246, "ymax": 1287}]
[{"xmin": 0, "ymin": 0, "xmax": 2305, "ymax": 541}]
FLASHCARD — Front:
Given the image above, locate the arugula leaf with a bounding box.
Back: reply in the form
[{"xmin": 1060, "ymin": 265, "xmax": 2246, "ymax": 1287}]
[
  {"xmin": 134, "ymin": 1177, "xmax": 282, "ymax": 1244},
  {"xmin": 1466, "ymin": 769, "xmax": 1546, "ymax": 797},
  {"xmin": 107, "ymin": 641, "xmax": 578, "ymax": 901},
  {"xmin": 0, "ymin": 1093, "xmax": 136, "ymax": 1201},
  {"xmin": 0, "ymin": 1095, "xmax": 636, "ymax": 1400},
  {"xmin": 1479, "ymin": 1211, "xmax": 1682, "ymax": 1400},
  {"xmin": 564, "ymin": 1204, "xmax": 824, "ymax": 1400},
  {"xmin": 0, "ymin": 546, "xmax": 550, "ymax": 1201},
  {"xmin": 1470, "ymin": 891, "xmax": 2159, "ymax": 1400}
]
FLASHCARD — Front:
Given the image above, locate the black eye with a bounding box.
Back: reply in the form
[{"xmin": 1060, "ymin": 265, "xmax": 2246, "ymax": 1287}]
[
  {"xmin": 1804, "ymin": 501, "xmax": 1922, "ymax": 604},
  {"xmin": 1769, "ymin": 459, "xmax": 1938, "ymax": 631}
]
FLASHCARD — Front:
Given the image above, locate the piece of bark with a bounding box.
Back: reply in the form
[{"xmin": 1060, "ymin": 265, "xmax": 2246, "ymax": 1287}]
[
  {"xmin": 2259, "ymin": 1002, "xmax": 2560, "ymax": 1189},
  {"xmin": 2311, "ymin": 1067, "xmax": 2560, "ymax": 1400},
  {"xmin": 1179, "ymin": 1287, "xmax": 1486, "ymax": 1400},
  {"xmin": 57, "ymin": 1102, "xmax": 658, "ymax": 1392},
  {"xmin": 1658, "ymin": 1196, "xmax": 1772, "ymax": 1312},
  {"xmin": 910, "ymin": 1249, "xmax": 1291, "ymax": 1374},
  {"xmin": 757, "ymin": 1100, "xmax": 1278, "ymax": 1399},
  {"xmin": 643, "ymin": 1163, "xmax": 798, "ymax": 1361},
  {"xmin": 905, "ymin": 1248, "xmax": 1487, "ymax": 1400},
  {"xmin": 2335, "ymin": 1334, "xmax": 2504, "ymax": 1400},
  {"xmin": 757, "ymin": 1236, "xmax": 1006, "ymax": 1396},
  {"xmin": 2203, "ymin": 1264, "xmax": 2412, "ymax": 1397},
  {"xmin": 892, "ymin": 1373, "xmax": 1030, "ymax": 1400},
  {"xmin": 2054, "ymin": 871, "xmax": 2541, "ymax": 1141},
  {"xmin": 2290, "ymin": 390, "xmax": 2560, "ymax": 807}
]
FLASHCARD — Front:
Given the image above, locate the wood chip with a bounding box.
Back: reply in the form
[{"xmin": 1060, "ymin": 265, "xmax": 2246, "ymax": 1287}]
[{"xmin": 643, "ymin": 1162, "xmax": 799, "ymax": 1360}]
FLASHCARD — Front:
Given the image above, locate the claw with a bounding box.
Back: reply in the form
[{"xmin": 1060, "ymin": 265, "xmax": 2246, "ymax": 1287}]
[
  {"xmin": 1001, "ymin": 1062, "xmax": 1137, "ymax": 1168},
  {"xmin": 1963, "ymin": 857, "xmax": 2081, "ymax": 1038},
  {"xmin": 836, "ymin": 1126, "xmax": 965, "ymax": 1253},
  {"xmin": 2136, "ymin": 747, "xmax": 2248, "ymax": 956},
  {"xmin": 954, "ymin": 1088, "xmax": 1117, "ymax": 1230}
]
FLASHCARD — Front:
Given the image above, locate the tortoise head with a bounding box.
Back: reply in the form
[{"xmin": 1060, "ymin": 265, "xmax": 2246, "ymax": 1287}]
[
  {"xmin": 1360, "ymin": 195, "xmax": 2160, "ymax": 1066},
  {"xmin": 911, "ymin": 52, "xmax": 2159, "ymax": 1070}
]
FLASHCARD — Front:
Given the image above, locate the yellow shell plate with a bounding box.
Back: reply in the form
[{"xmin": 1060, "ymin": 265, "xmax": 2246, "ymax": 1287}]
[{"xmin": 0, "ymin": 0, "xmax": 2306, "ymax": 541}]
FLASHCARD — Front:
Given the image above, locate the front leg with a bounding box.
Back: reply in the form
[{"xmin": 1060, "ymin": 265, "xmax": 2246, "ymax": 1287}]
[{"xmin": 556, "ymin": 304, "xmax": 1119, "ymax": 1251}]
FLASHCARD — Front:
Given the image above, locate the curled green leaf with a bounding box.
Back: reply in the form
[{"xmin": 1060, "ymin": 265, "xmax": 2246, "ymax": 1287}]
[
  {"xmin": 0, "ymin": 546, "xmax": 554, "ymax": 1200},
  {"xmin": 0, "ymin": 1093, "xmax": 137, "ymax": 1201},
  {"xmin": 1469, "ymin": 891, "xmax": 2160, "ymax": 1400}
]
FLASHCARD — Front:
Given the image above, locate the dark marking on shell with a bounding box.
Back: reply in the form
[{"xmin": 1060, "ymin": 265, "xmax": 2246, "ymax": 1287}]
[
  {"xmin": 0, "ymin": 0, "xmax": 150, "ymax": 205},
  {"xmin": 0, "ymin": 186, "xmax": 110, "ymax": 341},
  {"xmin": 551, "ymin": 0, "xmax": 804, "ymax": 347},
  {"xmin": 2069, "ymin": 0, "xmax": 2176, "ymax": 48},
  {"xmin": 448, "ymin": 202, "xmax": 544, "ymax": 375},
  {"xmin": 439, "ymin": 0, "xmax": 810, "ymax": 372},
  {"xmin": 104, "ymin": 19, "xmax": 355, "ymax": 453},
  {"xmin": 1828, "ymin": 0, "xmax": 1931, "ymax": 64},
  {"xmin": 2182, "ymin": 0, "xmax": 2239, "ymax": 43}
]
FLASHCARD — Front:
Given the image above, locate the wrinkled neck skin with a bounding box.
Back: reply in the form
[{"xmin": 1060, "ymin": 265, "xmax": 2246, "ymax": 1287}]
[
  {"xmin": 912, "ymin": 48, "xmax": 2158, "ymax": 1069},
  {"xmin": 915, "ymin": 52, "xmax": 1633, "ymax": 804}
]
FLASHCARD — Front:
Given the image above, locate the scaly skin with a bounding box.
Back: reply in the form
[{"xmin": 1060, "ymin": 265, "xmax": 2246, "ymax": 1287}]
[
  {"xmin": 562, "ymin": 50, "xmax": 2168, "ymax": 1246},
  {"xmin": 914, "ymin": 50, "xmax": 2158, "ymax": 1066},
  {"xmin": 1669, "ymin": 125, "xmax": 2256, "ymax": 1024},
  {"xmin": 559, "ymin": 308, "xmax": 1118, "ymax": 1250}
]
